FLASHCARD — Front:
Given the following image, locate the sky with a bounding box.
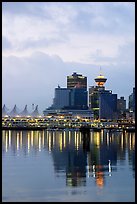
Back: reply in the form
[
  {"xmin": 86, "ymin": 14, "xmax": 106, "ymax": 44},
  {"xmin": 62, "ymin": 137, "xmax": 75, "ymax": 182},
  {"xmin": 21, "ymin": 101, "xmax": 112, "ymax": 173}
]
[{"xmin": 2, "ymin": 2, "xmax": 135, "ymax": 114}]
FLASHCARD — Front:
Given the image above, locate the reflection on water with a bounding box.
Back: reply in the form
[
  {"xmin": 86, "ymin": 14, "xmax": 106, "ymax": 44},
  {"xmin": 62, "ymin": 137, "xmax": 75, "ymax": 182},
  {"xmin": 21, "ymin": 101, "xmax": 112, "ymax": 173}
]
[{"xmin": 2, "ymin": 129, "xmax": 135, "ymax": 189}]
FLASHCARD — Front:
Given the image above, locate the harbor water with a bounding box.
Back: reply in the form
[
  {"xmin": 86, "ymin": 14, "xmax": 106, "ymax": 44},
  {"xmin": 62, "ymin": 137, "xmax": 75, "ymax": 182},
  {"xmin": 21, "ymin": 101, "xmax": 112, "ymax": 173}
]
[{"xmin": 2, "ymin": 129, "xmax": 135, "ymax": 202}]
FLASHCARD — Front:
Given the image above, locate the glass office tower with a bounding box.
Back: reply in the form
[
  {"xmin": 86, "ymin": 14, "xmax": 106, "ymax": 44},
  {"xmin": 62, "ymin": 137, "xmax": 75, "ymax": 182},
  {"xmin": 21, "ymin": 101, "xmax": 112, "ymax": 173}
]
[{"xmin": 67, "ymin": 72, "xmax": 87, "ymax": 89}]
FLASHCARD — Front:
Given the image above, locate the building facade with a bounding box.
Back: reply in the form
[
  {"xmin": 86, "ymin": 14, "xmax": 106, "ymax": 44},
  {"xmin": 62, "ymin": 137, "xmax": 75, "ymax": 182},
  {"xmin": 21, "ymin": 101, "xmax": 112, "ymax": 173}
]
[
  {"xmin": 129, "ymin": 87, "xmax": 135, "ymax": 112},
  {"xmin": 67, "ymin": 72, "xmax": 87, "ymax": 89},
  {"xmin": 89, "ymin": 73, "xmax": 117, "ymax": 120},
  {"xmin": 69, "ymin": 88, "xmax": 88, "ymax": 110},
  {"xmin": 117, "ymin": 97, "xmax": 126, "ymax": 112},
  {"xmin": 52, "ymin": 86, "xmax": 71, "ymax": 109},
  {"xmin": 46, "ymin": 86, "xmax": 88, "ymax": 111}
]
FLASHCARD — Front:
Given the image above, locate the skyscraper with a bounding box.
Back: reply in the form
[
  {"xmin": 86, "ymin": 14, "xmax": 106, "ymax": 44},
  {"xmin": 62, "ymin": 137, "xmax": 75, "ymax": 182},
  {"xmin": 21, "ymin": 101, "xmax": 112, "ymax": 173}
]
[
  {"xmin": 52, "ymin": 86, "xmax": 71, "ymax": 109},
  {"xmin": 89, "ymin": 73, "xmax": 117, "ymax": 120},
  {"xmin": 69, "ymin": 87, "xmax": 88, "ymax": 110},
  {"xmin": 129, "ymin": 87, "xmax": 135, "ymax": 112},
  {"xmin": 43, "ymin": 73, "xmax": 90, "ymax": 116},
  {"xmin": 67, "ymin": 72, "xmax": 87, "ymax": 89},
  {"xmin": 46, "ymin": 85, "xmax": 88, "ymax": 111},
  {"xmin": 117, "ymin": 97, "xmax": 126, "ymax": 112}
]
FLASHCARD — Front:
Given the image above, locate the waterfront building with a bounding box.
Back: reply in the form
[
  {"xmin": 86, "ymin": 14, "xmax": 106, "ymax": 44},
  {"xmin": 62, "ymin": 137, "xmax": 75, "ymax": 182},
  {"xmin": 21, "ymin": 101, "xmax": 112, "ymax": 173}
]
[
  {"xmin": 117, "ymin": 97, "xmax": 126, "ymax": 112},
  {"xmin": 89, "ymin": 73, "xmax": 117, "ymax": 120},
  {"xmin": 117, "ymin": 97, "xmax": 126, "ymax": 119},
  {"xmin": 127, "ymin": 87, "xmax": 135, "ymax": 120},
  {"xmin": 99, "ymin": 91, "xmax": 117, "ymax": 120},
  {"xmin": 129, "ymin": 87, "xmax": 135, "ymax": 112},
  {"xmin": 67, "ymin": 72, "xmax": 87, "ymax": 89},
  {"xmin": 51, "ymin": 86, "xmax": 71, "ymax": 109},
  {"xmin": 44, "ymin": 73, "xmax": 89, "ymax": 116},
  {"xmin": 69, "ymin": 87, "xmax": 88, "ymax": 110},
  {"xmin": 43, "ymin": 85, "xmax": 92, "ymax": 119},
  {"xmin": 46, "ymin": 85, "xmax": 88, "ymax": 110},
  {"xmin": 43, "ymin": 108, "xmax": 93, "ymax": 119}
]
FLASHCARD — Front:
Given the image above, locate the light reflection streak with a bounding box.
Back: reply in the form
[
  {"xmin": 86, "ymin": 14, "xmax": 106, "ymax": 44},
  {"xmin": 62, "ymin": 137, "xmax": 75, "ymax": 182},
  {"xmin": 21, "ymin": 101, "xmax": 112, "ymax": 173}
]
[
  {"xmin": 68, "ymin": 131, "xmax": 71, "ymax": 144},
  {"xmin": 5, "ymin": 133, "xmax": 8, "ymax": 152},
  {"xmin": 17, "ymin": 133, "xmax": 20, "ymax": 151},
  {"xmin": 27, "ymin": 132, "xmax": 30, "ymax": 153},
  {"xmin": 31, "ymin": 131, "xmax": 34, "ymax": 147},
  {"xmin": 8, "ymin": 130, "xmax": 11, "ymax": 147},
  {"xmin": 20, "ymin": 131, "xmax": 22, "ymax": 148},
  {"xmin": 63, "ymin": 131, "xmax": 66, "ymax": 148}
]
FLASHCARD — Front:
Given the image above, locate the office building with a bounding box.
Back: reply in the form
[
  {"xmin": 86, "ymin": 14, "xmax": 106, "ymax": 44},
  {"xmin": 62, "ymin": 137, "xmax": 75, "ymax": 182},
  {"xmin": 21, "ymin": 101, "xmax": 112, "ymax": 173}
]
[
  {"xmin": 89, "ymin": 73, "xmax": 117, "ymax": 120},
  {"xmin": 117, "ymin": 97, "xmax": 126, "ymax": 112},
  {"xmin": 117, "ymin": 97, "xmax": 126, "ymax": 119},
  {"xmin": 69, "ymin": 88, "xmax": 88, "ymax": 110},
  {"xmin": 46, "ymin": 85, "xmax": 88, "ymax": 111},
  {"xmin": 67, "ymin": 72, "xmax": 87, "ymax": 89},
  {"xmin": 129, "ymin": 87, "xmax": 135, "ymax": 112},
  {"xmin": 43, "ymin": 72, "xmax": 91, "ymax": 117},
  {"xmin": 51, "ymin": 86, "xmax": 71, "ymax": 109}
]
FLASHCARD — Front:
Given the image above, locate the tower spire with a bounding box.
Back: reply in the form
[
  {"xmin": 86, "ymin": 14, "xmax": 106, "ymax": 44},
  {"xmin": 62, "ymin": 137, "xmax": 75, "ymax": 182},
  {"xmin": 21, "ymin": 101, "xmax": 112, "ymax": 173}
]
[{"xmin": 94, "ymin": 67, "xmax": 107, "ymax": 87}]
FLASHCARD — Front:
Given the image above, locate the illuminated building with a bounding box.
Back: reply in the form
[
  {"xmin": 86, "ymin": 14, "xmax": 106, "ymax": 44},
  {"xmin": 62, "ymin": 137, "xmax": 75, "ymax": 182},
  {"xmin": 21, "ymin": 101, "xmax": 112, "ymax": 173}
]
[
  {"xmin": 89, "ymin": 73, "xmax": 117, "ymax": 119},
  {"xmin": 67, "ymin": 72, "xmax": 87, "ymax": 89},
  {"xmin": 44, "ymin": 73, "xmax": 89, "ymax": 116},
  {"xmin": 94, "ymin": 74, "xmax": 107, "ymax": 87}
]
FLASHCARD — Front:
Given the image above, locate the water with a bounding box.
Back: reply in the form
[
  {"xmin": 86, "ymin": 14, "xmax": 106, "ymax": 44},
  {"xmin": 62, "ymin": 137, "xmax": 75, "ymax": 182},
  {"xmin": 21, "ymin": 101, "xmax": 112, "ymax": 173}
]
[{"xmin": 2, "ymin": 129, "xmax": 135, "ymax": 202}]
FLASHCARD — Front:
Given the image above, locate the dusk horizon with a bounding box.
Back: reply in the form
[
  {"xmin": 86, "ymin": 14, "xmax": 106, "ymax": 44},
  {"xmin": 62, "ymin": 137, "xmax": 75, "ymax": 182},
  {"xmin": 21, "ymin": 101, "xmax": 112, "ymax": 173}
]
[
  {"xmin": 2, "ymin": 2, "xmax": 135, "ymax": 202},
  {"xmin": 2, "ymin": 2, "xmax": 135, "ymax": 114}
]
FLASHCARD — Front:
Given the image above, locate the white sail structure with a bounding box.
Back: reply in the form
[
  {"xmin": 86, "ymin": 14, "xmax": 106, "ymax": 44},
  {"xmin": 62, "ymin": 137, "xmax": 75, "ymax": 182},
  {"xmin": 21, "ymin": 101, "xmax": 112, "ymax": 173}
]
[
  {"xmin": 19, "ymin": 105, "xmax": 30, "ymax": 117},
  {"xmin": 9, "ymin": 105, "xmax": 19, "ymax": 117},
  {"xmin": 31, "ymin": 105, "xmax": 40, "ymax": 117},
  {"xmin": 2, "ymin": 104, "xmax": 9, "ymax": 117}
]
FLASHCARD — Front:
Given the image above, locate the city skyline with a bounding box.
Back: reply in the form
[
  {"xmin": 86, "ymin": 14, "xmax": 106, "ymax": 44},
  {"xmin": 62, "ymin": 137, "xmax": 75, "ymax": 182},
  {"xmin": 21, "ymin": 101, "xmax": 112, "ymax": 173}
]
[{"xmin": 2, "ymin": 2, "xmax": 135, "ymax": 113}]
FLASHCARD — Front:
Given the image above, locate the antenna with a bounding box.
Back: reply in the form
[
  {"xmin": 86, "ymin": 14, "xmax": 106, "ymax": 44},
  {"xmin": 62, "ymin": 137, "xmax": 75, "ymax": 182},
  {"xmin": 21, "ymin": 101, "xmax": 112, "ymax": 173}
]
[{"xmin": 100, "ymin": 66, "xmax": 102, "ymax": 75}]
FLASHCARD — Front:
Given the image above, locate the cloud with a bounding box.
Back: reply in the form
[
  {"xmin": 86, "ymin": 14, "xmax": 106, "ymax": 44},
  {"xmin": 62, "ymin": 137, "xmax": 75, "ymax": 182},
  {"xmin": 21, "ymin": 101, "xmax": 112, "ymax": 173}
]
[
  {"xmin": 2, "ymin": 36, "xmax": 12, "ymax": 50},
  {"xmin": 2, "ymin": 51, "xmax": 135, "ymax": 113},
  {"xmin": 89, "ymin": 41, "xmax": 135, "ymax": 66},
  {"xmin": 2, "ymin": 2, "xmax": 135, "ymax": 64},
  {"xmin": 2, "ymin": 2, "xmax": 135, "ymax": 112}
]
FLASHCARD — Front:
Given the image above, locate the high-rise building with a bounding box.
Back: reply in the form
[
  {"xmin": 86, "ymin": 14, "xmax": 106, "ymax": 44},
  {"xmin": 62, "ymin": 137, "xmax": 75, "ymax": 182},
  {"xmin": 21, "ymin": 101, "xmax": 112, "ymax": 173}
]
[
  {"xmin": 117, "ymin": 97, "xmax": 126, "ymax": 112},
  {"xmin": 129, "ymin": 87, "xmax": 135, "ymax": 112},
  {"xmin": 43, "ymin": 73, "xmax": 90, "ymax": 116},
  {"xmin": 99, "ymin": 91, "xmax": 117, "ymax": 119},
  {"xmin": 89, "ymin": 73, "xmax": 117, "ymax": 120},
  {"xmin": 47, "ymin": 86, "xmax": 71, "ymax": 110},
  {"xmin": 117, "ymin": 96, "xmax": 126, "ymax": 119},
  {"xmin": 46, "ymin": 85, "xmax": 88, "ymax": 111},
  {"xmin": 69, "ymin": 87, "xmax": 88, "ymax": 110},
  {"xmin": 67, "ymin": 72, "xmax": 87, "ymax": 89}
]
